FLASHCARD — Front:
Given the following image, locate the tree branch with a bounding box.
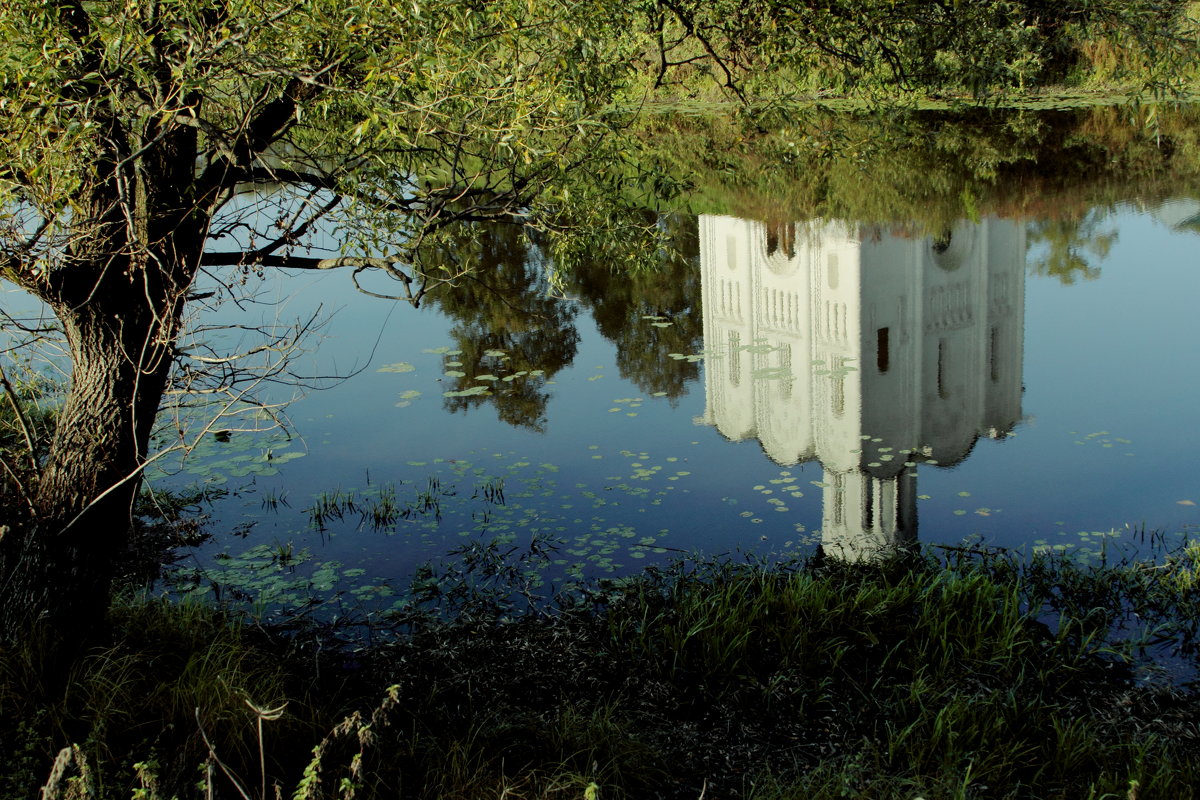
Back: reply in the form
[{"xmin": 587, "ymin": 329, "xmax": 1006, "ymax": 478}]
[
  {"xmin": 212, "ymin": 193, "xmax": 343, "ymax": 265},
  {"xmin": 198, "ymin": 252, "xmax": 390, "ymax": 270},
  {"xmin": 198, "ymin": 252, "xmax": 414, "ymax": 285},
  {"xmin": 234, "ymin": 166, "xmax": 344, "ymax": 192},
  {"xmin": 195, "ymin": 74, "xmax": 330, "ymax": 199}
]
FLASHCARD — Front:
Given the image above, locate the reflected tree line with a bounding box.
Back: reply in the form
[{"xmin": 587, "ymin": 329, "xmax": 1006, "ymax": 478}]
[
  {"xmin": 420, "ymin": 212, "xmax": 703, "ymax": 431},
  {"xmin": 1026, "ymin": 211, "xmax": 1116, "ymax": 284},
  {"xmin": 413, "ymin": 106, "xmax": 1200, "ymax": 433},
  {"xmin": 420, "ymin": 224, "xmax": 582, "ymax": 434}
]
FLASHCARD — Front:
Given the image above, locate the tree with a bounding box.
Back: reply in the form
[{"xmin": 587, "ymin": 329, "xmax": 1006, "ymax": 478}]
[{"xmin": 0, "ymin": 0, "xmax": 659, "ymax": 636}]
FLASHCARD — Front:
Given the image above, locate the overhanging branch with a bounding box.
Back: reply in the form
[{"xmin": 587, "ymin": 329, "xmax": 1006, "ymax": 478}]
[
  {"xmin": 199, "ymin": 252, "xmax": 415, "ymax": 288},
  {"xmin": 235, "ymin": 167, "xmax": 345, "ymax": 192}
]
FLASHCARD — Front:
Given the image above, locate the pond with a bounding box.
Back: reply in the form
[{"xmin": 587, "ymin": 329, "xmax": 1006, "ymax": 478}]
[{"xmin": 139, "ymin": 109, "xmax": 1200, "ymax": 617}]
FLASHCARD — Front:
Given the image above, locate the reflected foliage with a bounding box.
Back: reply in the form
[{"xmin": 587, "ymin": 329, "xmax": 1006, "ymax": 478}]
[
  {"xmin": 1172, "ymin": 211, "xmax": 1200, "ymax": 235},
  {"xmin": 1027, "ymin": 211, "xmax": 1116, "ymax": 284},
  {"xmin": 401, "ymin": 105, "xmax": 1200, "ymax": 432},
  {"xmin": 643, "ymin": 104, "xmax": 1200, "ymax": 228},
  {"xmin": 425, "ymin": 224, "xmax": 579, "ymax": 433},
  {"xmin": 416, "ymin": 213, "xmax": 705, "ymax": 430},
  {"xmin": 570, "ymin": 213, "xmax": 703, "ymax": 402}
]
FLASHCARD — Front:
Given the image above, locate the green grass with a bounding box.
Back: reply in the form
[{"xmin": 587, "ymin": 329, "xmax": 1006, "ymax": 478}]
[
  {"xmin": 6, "ymin": 544, "xmax": 1200, "ymax": 799},
  {"xmin": 0, "ymin": 597, "xmax": 306, "ymax": 800}
]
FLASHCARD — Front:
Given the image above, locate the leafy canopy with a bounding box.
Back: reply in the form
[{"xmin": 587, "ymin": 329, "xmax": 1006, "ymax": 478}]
[{"xmin": 0, "ymin": 0, "xmax": 664, "ymax": 293}]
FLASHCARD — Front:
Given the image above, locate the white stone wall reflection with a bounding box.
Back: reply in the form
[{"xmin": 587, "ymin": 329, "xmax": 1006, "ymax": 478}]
[{"xmin": 698, "ymin": 216, "xmax": 1026, "ymax": 561}]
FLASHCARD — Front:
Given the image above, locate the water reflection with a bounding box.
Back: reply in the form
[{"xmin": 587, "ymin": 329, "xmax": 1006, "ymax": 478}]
[
  {"xmin": 424, "ymin": 224, "xmax": 579, "ymax": 433},
  {"xmin": 570, "ymin": 213, "xmax": 703, "ymax": 401},
  {"xmin": 420, "ymin": 216, "xmax": 703, "ymax": 429},
  {"xmin": 698, "ymin": 215, "xmax": 1026, "ymax": 560}
]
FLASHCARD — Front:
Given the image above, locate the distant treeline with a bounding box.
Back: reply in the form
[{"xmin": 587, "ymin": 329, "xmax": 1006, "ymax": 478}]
[{"xmin": 629, "ymin": 0, "xmax": 1200, "ymax": 99}]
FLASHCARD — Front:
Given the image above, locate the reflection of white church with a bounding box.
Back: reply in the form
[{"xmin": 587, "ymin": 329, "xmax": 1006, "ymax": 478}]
[{"xmin": 699, "ymin": 216, "xmax": 1026, "ymax": 560}]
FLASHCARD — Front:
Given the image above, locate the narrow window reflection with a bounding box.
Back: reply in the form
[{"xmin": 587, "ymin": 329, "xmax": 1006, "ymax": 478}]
[
  {"xmin": 863, "ymin": 481, "xmax": 874, "ymax": 530},
  {"xmin": 989, "ymin": 325, "xmax": 999, "ymax": 383},
  {"xmin": 937, "ymin": 339, "xmax": 948, "ymax": 399},
  {"xmin": 832, "ymin": 356, "xmax": 845, "ymax": 416},
  {"xmin": 730, "ymin": 331, "xmax": 741, "ymax": 386},
  {"xmin": 877, "ymin": 327, "xmax": 890, "ymax": 373}
]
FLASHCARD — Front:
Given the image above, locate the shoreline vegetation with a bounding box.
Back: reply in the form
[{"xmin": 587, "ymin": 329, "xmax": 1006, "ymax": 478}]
[
  {"xmin": 5, "ymin": 0, "xmax": 1200, "ymax": 797},
  {"xmin": 7, "ymin": 539, "xmax": 1200, "ymax": 799},
  {"xmin": 638, "ymin": 87, "xmax": 1200, "ymax": 113}
]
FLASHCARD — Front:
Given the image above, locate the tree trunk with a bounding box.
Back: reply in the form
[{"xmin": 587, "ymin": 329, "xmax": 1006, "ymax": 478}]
[
  {"xmin": 0, "ymin": 104, "xmax": 214, "ymax": 640},
  {"xmin": 0, "ymin": 183, "xmax": 207, "ymax": 637},
  {"xmin": 0, "ymin": 275, "xmax": 185, "ymax": 637}
]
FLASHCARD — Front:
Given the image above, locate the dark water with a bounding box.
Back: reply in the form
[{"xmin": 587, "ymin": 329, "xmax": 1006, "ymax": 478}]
[{"xmin": 149, "ymin": 194, "xmax": 1200, "ymax": 614}]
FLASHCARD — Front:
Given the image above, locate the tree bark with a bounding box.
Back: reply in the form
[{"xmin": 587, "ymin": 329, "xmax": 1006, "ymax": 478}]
[
  {"xmin": 0, "ymin": 127, "xmax": 207, "ymax": 639},
  {"xmin": 0, "ymin": 265, "xmax": 189, "ymax": 637}
]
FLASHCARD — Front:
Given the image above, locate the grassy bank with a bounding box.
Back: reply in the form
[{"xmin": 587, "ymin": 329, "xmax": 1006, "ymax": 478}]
[{"xmin": 5, "ymin": 541, "xmax": 1200, "ymax": 799}]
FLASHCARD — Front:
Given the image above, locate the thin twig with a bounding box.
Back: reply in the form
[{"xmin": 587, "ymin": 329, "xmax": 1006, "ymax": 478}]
[
  {"xmin": 195, "ymin": 707, "xmax": 254, "ymax": 800},
  {"xmin": 0, "ymin": 363, "xmax": 40, "ymax": 474}
]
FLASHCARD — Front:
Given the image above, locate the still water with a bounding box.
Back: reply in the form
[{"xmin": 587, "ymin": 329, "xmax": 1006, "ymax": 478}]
[{"xmin": 156, "ymin": 194, "xmax": 1200, "ymax": 613}]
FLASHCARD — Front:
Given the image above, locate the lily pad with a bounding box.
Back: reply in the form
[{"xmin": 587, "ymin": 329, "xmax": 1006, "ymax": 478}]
[
  {"xmin": 377, "ymin": 361, "xmax": 416, "ymax": 373},
  {"xmin": 444, "ymin": 386, "xmax": 491, "ymax": 397}
]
